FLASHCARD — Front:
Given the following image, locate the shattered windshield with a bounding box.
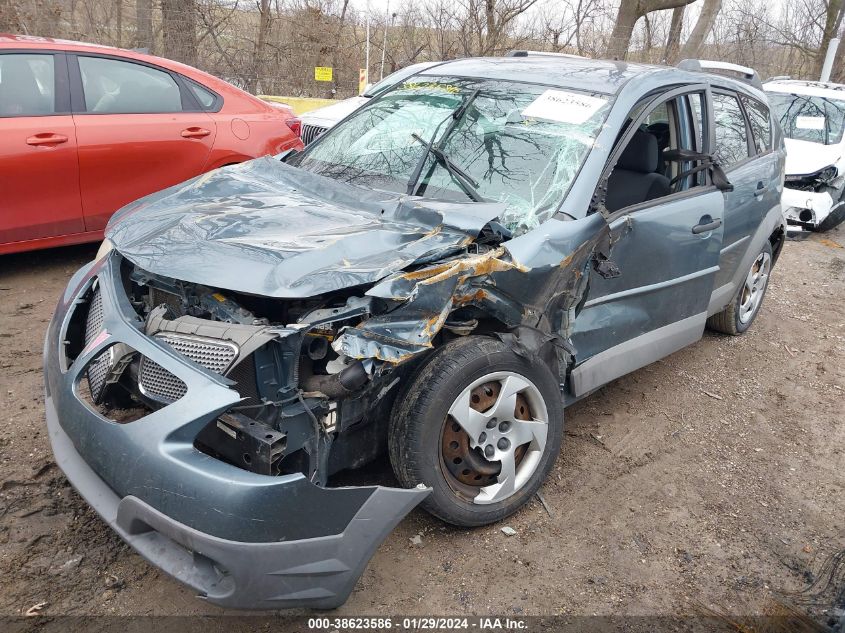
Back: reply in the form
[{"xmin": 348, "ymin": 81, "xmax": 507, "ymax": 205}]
[
  {"xmin": 768, "ymin": 92, "xmax": 845, "ymax": 145},
  {"xmin": 293, "ymin": 76, "xmax": 611, "ymax": 235}
]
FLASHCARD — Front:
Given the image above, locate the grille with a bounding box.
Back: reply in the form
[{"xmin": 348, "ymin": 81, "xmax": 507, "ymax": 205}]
[
  {"xmin": 301, "ymin": 123, "xmax": 327, "ymax": 145},
  {"xmin": 84, "ymin": 287, "xmax": 109, "ymax": 402},
  {"xmin": 150, "ymin": 286, "xmax": 185, "ymax": 316},
  {"xmin": 138, "ymin": 334, "xmax": 238, "ymax": 404}
]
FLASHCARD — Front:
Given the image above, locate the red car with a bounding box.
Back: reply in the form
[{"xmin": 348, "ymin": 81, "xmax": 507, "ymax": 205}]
[{"xmin": 0, "ymin": 35, "xmax": 302, "ymax": 254}]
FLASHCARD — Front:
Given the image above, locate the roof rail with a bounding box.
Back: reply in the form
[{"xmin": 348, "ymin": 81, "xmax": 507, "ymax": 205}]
[
  {"xmin": 765, "ymin": 75, "xmax": 791, "ymax": 82},
  {"xmin": 677, "ymin": 59, "xmax": 764, "ymax": 91},
  {"xmin": 505, "ymin": 50, "xmax": 586, "ymax": 60}
]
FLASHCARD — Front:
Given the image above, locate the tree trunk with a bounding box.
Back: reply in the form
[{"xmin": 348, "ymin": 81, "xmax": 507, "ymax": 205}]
[
  {"xmin": 606, "ymin": 0, "xmax": 696, "ymax": 60},
  {"xmin": 680, "ymin": 0, "xmax": 722, "ymax": 59},
  {"xmin": 815, "ymin": 0, "xmax": 844, "ymax": 79},
  {"xmin": 247, "ymin": 0, "xmax": 272, "ymax": 94},
  {"xmin": 161, "ymin": 0, "xmax": 198, "ymax": 67},
  {"xmin": 483, "ymin": 0, "xmax": 496, "ymax": 55},
  {"xmin": 115, "ymin": 0, "xmax": 123, "ymax": 48},
  {"xmin": 606, "ymin": 0, "xmax": 641, "ymax": 59},
  {"xmin": 833, "ymin": 37, "xmax": 845, "ymax": 83},
  {"xmin": 664, "ymin": 5, "xmax": 685, "ymax": 63},
  {"xmin": 135, "ymin": 0, "xmax": 154, "ymax": 53}
]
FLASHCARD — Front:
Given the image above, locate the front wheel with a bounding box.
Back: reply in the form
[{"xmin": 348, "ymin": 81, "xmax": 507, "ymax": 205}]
[
  {"xmin": 388, "ymin": 336, "xmax": 563, "ymax": 527},
  {"xmin": 707, "ymin": 240, "xmax": 773, "ymax": 335}
]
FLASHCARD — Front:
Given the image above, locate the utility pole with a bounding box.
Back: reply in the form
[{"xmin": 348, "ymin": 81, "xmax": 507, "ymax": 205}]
[
  {"xmin": 820, "ymin": 37, "xmax": 841, "ymax": 81},
  {"xmin": 379, "ymin": 0, "xmax": 390, "ymax": 81}
]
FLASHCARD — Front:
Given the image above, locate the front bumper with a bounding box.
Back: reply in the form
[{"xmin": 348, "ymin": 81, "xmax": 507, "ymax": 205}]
[
  {"xmin": 43, "ymin": 253, "xmax": 429, "ymax": 609},
  {"xmin": 782, "ymin": 184, "xmax": 844, "ymax": 231}
]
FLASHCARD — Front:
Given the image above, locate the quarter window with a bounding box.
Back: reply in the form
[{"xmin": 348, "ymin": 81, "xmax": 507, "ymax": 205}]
[
  {"xmin": 78, "ymin": 56, "xmax": 183, "ymax": 114},
  {"xmin": 188, "ymin": 81, "xmax": 217, "ymax": 109},
  {"xmin": 0, "ymin": 54, "xmax": 55, "ymax": 116},
  {"xmin": 712, "ymin": 93, "xmax": 751, "ymax": 168},
  {"xmin": 741, "ymin": 96, "xmax": 772, "ymax": 153}
]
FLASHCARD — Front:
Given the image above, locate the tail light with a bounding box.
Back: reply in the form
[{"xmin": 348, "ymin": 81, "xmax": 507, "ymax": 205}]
[{"xmin": 285, "ymin": 117, "xmax": 301, "ymax": 137}]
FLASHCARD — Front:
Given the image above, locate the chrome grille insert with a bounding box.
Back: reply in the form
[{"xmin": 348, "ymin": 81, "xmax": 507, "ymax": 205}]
[
  {"xmin": 301, "ymin": 123, "xmax": 327, "ymax": 145},
  {"xmin": 138, "ymin": 334, "xmax": 239, "ymax": 404}
]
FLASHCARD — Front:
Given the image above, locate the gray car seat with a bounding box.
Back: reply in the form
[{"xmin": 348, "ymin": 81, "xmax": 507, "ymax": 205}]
[{"xmin": 606, "ymin": 130, "xmax": 671, "ymax": 212}]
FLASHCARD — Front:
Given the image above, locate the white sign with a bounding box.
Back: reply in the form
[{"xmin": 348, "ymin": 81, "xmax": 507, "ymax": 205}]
[
  {"xmin": 521, "ymin": 90, "xmax": 607, "ymax": 125},
  {"xmin": 796, "ymin": 116, "xmax": 825, "ymax": 130}
]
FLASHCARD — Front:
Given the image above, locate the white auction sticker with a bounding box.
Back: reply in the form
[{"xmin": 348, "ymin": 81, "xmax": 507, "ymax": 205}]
[
  {"xmin": 795, "ymin": 115, "xmax": 825, "ymax": 130},
  {"xmin": 521, "ymin": 90, "xmax": 607, "ymax": 124}
]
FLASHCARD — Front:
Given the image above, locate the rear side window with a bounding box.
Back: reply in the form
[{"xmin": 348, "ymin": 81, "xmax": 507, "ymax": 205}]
[
  {"xmin": 741, "ymin": 96, "xmax": 772, "ymax": 153},
  {"xmin": 712, "ymin": 93, "xmax": 751, "ymax": 168},
  {"xmin": 187, "ymin": 81, "xmax": 217, "ymax": 109},
  {"xmin": 0, "ymin": 53, "xmax": 55, "ymax": 116},
  {"xmin": 78, "ymin": 56, "xmax": 182, "ymax": 114}
]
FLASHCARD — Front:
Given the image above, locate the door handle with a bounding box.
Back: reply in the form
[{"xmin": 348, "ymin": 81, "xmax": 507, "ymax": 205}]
[
  {"xmin": 755, "ymin": 181, "xmax": 768, "ymax": 195},
  {"xmin": 26, "ymin": 133, "xmax": 68, "ymax": 146},
  {"xmin": 692, "ymin": 218, "xmax": 722, "ymax": 234},
  {"xmin": 181, "ymin": 127, "xmax": 211, "ymax": 138}
]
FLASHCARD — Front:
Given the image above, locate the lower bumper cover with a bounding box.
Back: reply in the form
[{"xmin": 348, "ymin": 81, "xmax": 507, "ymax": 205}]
[
  {"xmin": 47, "ymin": 395, "xmax": 427, "ymax": 609},
  {"xmin": 43, "ymin": 254, "xmax": 429, "ymax": 609},
  {"xmin": 782, "ymin": 186, "xmax": 843, "ymax": 229}
]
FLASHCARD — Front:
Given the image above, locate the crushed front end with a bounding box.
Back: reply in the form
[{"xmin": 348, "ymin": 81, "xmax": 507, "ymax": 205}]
[
  {"xmin": 782, "ymin": 166, "xmax": 845, "ymax": 233},
  {"xmin": 43, "ymin": 251, "xmax": 430, "ymax": 609}
]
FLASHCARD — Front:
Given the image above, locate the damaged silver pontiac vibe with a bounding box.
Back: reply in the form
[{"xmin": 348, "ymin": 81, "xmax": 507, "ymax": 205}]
[{"xmin": 44, "ymin": 56, "xmax": 786, "ymax": 609}]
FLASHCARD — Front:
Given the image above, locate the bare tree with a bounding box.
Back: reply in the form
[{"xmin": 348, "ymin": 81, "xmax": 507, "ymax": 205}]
[
  {"xmin": 162, "ymin": 0, "xmax": 198, "ymax": 66},
  {"xmin": 663, "ymin": 5, "xmax": 684, "ymax": 63},
  {"xmin": 135, "ymin": 0, "xmax": 153, "ymax": 51},
  {"xmin": 606, "ymin": 0, "xmax": 698, "ymax": 60},
  {"xmin": 679, "ymin": 0, "xmax": 722, "ymax": 59}
]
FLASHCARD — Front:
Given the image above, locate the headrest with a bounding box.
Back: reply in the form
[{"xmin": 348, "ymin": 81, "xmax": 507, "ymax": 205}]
[{"xmin": 617, "ymin": 129, "xmax": 659, "ymax": 174}]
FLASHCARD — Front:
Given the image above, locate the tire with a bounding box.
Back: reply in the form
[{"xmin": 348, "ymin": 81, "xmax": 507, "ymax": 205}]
[
  {"xmin": 388, "ymin": 335, "xmax": 563, "ymax": 527},
  {"xmin": 707, "ymin": 240, "xmax": 773, "ymax": 335}
]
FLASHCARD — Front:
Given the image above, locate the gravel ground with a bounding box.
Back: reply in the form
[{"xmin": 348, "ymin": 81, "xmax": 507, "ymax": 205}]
[{"xmin": 0, "ymin": 224, "xmax": 842, "ymax": 623}]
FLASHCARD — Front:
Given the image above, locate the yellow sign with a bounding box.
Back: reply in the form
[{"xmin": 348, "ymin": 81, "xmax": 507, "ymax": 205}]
[
  {"xmin": 314, "ymin": 66, "xmax": 333, "ymax": 82},
  {"xmin": 359, "ymin": 68, "xmax": 368, "ymax": 95}
]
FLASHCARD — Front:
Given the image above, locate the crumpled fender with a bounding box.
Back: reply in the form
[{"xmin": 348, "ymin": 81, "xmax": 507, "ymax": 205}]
[{"xmin": 334, "ymin": 213, "xmax": 614, "ymax": 370}]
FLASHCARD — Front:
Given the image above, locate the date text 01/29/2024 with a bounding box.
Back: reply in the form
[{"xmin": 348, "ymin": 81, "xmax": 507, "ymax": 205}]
[{"xmin": 307, "ymin": 617, "xmax": 529, "ymax": 630}]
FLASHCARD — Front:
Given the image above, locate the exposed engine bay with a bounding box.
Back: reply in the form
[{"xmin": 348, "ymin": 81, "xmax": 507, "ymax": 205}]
[{"xmin": 77, "ymin": 242, "xmax": 525, "ymax": 485}]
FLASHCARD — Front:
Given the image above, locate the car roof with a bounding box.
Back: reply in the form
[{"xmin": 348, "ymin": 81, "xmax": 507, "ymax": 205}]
[
  {"xmin": 764, "ymin": 79, "xmax": 845, "ymax": 101},
  {"xmin": 0, "ymin": 34, "xmax": 208, "ymax": 80},
  {"xmin": 0, "ymin": 33, "xmax": 263, "ymax": 104},
  {"xmin": 417, "ymin": 55, "xmax": 765, "ymax": 100}
]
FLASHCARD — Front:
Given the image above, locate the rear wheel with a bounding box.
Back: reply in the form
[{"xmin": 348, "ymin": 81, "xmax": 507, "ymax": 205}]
[
  {"xmin": 388, "ymin": 336, "xmax": 563, "ymax": 527},
  {"xmin": 707, "ymin": 240, "xmax": 772, "ymax": 335}
]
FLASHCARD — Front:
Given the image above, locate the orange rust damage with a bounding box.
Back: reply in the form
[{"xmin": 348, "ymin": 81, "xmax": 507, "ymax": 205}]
[
  {"xmin": 401, "ymin": 247, "xmax": 528, "ymax": 287},
  {"xmin": 453, "ymin": 288, "xmax": 488, "ymax": 306}
]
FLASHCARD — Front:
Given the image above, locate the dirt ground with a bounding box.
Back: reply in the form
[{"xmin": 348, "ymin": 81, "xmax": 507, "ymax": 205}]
[{"xmin": 0, "ymin": 225, "xmax": 843, "ymax": 622}]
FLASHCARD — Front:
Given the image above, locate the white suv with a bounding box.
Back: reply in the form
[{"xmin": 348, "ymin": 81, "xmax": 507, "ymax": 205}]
[{"xmin": 764, "ymin": 79, "xmax": 845, "ymax": 232}]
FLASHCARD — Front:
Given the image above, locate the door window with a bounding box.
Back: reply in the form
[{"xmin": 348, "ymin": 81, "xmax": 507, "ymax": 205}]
[
  {"xmin": 603, "ymin": 90, "xmax": 708, "ymax": 213},
  {"xmin": 0, "ymin": 54, "xmax": 55, "ymax": 116},
  {"xmin": 740, "ymin": 96, "xmax": 772, "ymax": 153},
  {"xmin": 78, "ymin": 56, "xmax": 183, "ymax": 114},
  {"xmin": 712, "ymin": 93, "xmax": 751, "ymax": 168}
]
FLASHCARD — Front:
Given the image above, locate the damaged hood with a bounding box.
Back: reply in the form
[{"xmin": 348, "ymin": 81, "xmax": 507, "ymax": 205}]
[
  {"xmin": 106, "ymin": 157, "xmax": 506, "ymax": 298},
  {"xmin": 784, "ymin": 138, "xmax": 844, "ymax": 176}
]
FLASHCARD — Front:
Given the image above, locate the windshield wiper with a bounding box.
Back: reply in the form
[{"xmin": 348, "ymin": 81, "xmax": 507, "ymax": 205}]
[
  {"xmin": 409, "ymin": 132, "xmax": 484, "ymax": 202},
  {"xmin": 406, "ymin": 88, "xmax": 482, "ymax": 200}
]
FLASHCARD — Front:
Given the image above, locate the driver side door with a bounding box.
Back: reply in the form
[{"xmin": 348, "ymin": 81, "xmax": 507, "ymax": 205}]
[{"xmin": 569, "ymin": 86, "xmax": 725, "ymax": 397}]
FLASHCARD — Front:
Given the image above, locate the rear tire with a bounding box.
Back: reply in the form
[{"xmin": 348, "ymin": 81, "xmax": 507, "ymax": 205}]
[
  {"xmin": 388, "ymin": 336, "xmax": 563, "ymax": 527},
  {"xmin": 707, "ymin": 240, "xmax": 773, "ymax": 335}
]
